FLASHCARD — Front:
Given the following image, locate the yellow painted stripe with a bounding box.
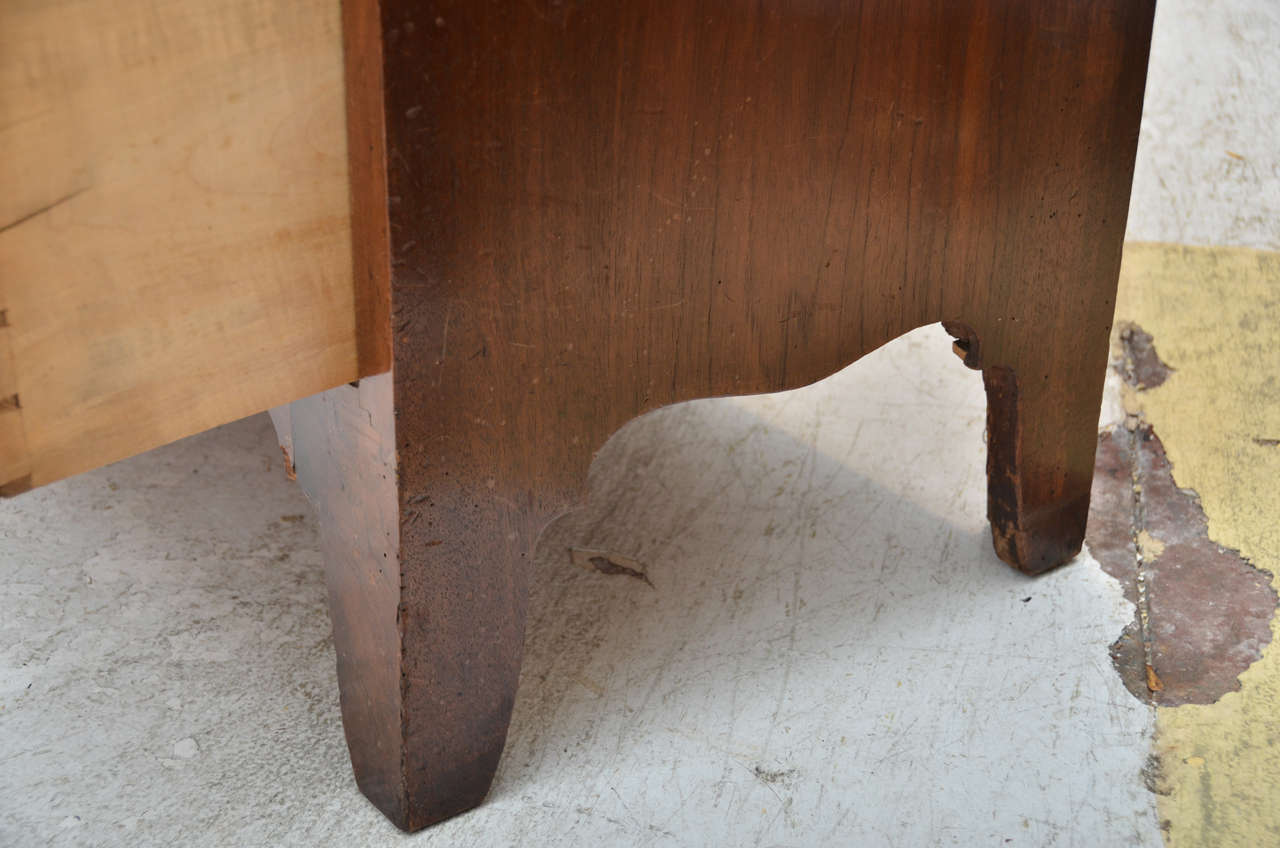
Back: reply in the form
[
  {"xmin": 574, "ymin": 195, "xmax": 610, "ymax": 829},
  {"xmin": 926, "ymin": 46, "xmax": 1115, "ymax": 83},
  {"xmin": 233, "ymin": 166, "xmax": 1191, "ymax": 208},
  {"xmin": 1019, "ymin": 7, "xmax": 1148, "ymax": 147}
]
[{"xmin": 1116, "ymin": 243, "xmax": 1280, "ymax": 847}]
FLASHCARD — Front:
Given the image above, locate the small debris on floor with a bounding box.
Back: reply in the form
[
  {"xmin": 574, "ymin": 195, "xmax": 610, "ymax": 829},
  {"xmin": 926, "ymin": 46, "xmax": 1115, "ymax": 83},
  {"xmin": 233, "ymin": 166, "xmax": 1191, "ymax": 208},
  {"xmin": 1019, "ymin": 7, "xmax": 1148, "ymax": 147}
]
[{"xmin": 569, "ymin": 547, "xmax": 653, "ymax": 587}]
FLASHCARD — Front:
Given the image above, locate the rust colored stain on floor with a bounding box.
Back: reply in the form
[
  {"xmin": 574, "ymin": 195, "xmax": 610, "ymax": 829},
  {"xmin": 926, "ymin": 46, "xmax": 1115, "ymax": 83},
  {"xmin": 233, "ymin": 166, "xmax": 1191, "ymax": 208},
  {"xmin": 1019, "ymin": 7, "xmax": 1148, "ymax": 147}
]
[
  {"xmin": 1089, "ymin": 424, "xmax": 1276, "ymax": 705},
  {"xmin": 1087, "ymin": 320, "xmax": 1276, "ymax": 706}
]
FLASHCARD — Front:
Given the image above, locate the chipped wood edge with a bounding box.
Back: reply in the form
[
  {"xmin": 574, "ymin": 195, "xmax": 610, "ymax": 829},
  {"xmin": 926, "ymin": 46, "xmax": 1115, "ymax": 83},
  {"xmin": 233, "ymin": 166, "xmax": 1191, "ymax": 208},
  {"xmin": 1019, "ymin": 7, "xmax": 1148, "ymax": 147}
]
[{"xmin": 0, "ymin": 303, "xmax": 32, "ymax": 495}]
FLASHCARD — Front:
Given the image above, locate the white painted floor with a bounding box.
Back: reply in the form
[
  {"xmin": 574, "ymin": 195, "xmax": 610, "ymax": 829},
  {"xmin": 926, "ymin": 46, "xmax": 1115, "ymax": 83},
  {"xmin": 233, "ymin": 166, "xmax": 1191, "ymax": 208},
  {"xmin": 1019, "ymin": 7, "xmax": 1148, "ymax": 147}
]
[
  {"xmin": 0, "ymin": 332, "xmax": 1157, "ymax": 848},
  {"xmin": 2, "ymin": 0, "xmax": 1275, "ymax": 845},
  {"xmin": 1127, "ymin": 0, "xmax": 1279, "ymax": 251}
]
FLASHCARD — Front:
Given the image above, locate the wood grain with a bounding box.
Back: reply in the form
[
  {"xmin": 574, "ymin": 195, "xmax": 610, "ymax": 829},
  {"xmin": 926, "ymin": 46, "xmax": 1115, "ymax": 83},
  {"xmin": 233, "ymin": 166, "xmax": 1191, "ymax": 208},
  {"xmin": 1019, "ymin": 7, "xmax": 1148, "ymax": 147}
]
[
  {"xmin": 342, "ymin": 0, "xmax": 394, "ymax": 376},
  {"xmin": 283, "ymin": 0, "xmax": 1154, "ymax": 831},
  {"xmin": 0, "ymin": 0, "xmax": 359, "ymax": 491},
  {"xmin": 270, "ymin": 377, "xmax": 405, "ymax": 823}
]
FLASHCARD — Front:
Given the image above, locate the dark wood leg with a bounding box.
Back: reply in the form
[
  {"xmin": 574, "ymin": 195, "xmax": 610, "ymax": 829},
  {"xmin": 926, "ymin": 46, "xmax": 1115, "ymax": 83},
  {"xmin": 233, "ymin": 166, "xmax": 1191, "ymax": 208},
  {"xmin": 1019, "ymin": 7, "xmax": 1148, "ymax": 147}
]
[
  {"xmin": 982, "ymin": 341, "xmax": 1114, "ymax": 576},
  {"xmin": 273, "ymin": 375, "xmax": 549, "ymax": 831},
  {"xmin": 270, "ymin": 379, "xmax": 407, "ymax": 823},
  {"xmin": 948, "ymin": 310, "xmax": 1117, "ymax": 575}
]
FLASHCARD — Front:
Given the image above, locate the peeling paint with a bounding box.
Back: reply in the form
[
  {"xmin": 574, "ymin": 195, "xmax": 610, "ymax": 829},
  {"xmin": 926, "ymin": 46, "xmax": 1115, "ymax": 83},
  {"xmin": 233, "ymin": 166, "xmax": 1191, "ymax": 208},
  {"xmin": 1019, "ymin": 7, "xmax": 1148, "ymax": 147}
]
[
  {"xmin": 1113, "ymin": 243, "xmax": 1280, "ymax": 848},
  {"xmin": 1117, "ymin": 322, "xmax": 1175, "ymax": 390},
  {"xmin": 1088, "ymin": 423, "xmax": 1276, "ymax": 707},
  {"xmin": 1136, "ymin": 530, "xmax": 1165, "ymax": 564}
]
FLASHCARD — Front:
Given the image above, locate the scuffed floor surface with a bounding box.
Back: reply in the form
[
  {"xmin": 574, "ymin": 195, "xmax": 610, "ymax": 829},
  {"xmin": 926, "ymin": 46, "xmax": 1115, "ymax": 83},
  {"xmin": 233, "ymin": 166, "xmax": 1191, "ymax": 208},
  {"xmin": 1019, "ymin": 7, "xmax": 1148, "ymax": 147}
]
[{"xmin": 0, "ymin": 327, "xmax": 1160, "ymax": 847}]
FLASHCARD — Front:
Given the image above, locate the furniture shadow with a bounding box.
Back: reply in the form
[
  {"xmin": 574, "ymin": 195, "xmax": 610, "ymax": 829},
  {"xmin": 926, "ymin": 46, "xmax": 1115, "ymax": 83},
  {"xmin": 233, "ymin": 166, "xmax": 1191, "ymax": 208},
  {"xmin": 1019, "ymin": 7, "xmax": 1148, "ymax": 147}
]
[{"xmin": 495, "ymin": 326, "xmax": 1056, "ymax": 803}]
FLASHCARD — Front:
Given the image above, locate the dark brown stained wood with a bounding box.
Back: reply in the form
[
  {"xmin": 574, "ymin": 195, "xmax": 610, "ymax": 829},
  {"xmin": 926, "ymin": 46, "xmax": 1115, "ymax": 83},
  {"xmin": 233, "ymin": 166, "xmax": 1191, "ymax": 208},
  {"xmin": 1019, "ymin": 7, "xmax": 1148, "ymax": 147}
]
[
  {"xmin": 271, "ymin": 377, "xmax": 406, "ymax": 822},
  {"xmin": 286, "ymin": 0, "xmax": 1155, "ymax": 831},
  {"xmin": 343, "ymin": 0, "xmax": 393, "ymax": 377}
]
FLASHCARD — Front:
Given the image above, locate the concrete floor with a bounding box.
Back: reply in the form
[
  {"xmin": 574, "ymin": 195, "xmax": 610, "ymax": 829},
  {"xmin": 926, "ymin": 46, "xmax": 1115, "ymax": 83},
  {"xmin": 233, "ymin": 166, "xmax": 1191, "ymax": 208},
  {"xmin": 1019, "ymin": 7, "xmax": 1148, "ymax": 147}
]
[{"xmin": 2, "ymin": 0, "xmax": 1276, "ymax": 845}]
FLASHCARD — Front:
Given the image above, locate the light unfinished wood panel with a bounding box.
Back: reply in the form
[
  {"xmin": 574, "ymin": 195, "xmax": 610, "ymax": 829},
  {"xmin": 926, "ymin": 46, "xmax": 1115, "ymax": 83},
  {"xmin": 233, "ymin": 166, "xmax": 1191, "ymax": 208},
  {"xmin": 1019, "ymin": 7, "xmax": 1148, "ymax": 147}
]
[{"xmin": 0, "ymin": 0, "xmax": 357, "ymax": 491}]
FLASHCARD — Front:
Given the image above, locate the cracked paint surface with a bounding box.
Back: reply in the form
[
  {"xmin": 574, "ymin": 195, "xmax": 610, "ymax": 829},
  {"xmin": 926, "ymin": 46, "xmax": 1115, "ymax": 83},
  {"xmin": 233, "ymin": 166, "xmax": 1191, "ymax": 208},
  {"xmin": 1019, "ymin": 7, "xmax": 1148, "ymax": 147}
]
[
  {"xmin": 1088, "ymin": 424, "xmax": 1276, "ymax": 706},
  {"xmin": 1114, "ymin": 242, "xmax": 1280, "ymax": 847}
]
